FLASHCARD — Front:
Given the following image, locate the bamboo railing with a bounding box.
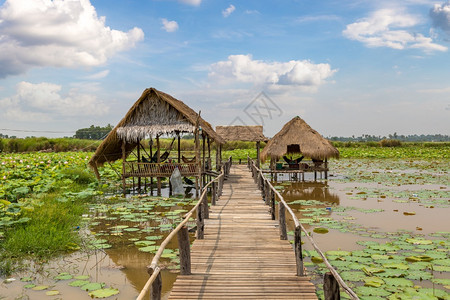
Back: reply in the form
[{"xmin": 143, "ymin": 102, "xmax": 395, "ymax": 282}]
[
  {"xmin": 123, "ymin": 161, "xmax": 199, "ymax": 178},
  {"xmin": 136, "ymin": 157, "xmax": 232, "ymax": 300},
  {"xmin": 248, "ymin": 157, "xmax": 359, "ymax": 300}
]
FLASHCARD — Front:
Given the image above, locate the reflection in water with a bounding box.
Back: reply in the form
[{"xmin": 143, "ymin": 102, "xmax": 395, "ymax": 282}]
[{"xmin": 282, "ymin": 181, "xmax": 340, "ymax": 205}]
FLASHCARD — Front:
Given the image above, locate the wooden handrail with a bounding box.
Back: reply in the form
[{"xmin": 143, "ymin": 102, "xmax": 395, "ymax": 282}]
[
  {"xmin": 247, "ymin": 156, "xmax": 359, "ymax": 300},
  {"xmin": 136, "ymin": 157, "xmax": 232, "ymax": 300}
]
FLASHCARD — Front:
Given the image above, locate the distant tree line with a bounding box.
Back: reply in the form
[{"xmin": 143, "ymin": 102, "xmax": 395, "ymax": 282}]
[
  {"xmin": 73, "ymin": 124, "xmax": 113, "ymax": 140},
  {"xmin": 328, "ymin": 133, "xmax": 450, "ymax": 142}
]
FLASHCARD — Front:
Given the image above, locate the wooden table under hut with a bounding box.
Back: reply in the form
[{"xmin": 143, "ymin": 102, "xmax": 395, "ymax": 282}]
[
  {"xmin": 88, "ymin": 88, "xmax": 225, "ymax": 196},
  {"xmin": 260, "ymin": 116, "xmax": 339, "ymax": 181}
]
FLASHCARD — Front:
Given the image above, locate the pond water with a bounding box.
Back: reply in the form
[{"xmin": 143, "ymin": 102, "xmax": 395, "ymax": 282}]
[{"xmin": 1, "ymin": 158, "xmax": 448, "ymax": 299}]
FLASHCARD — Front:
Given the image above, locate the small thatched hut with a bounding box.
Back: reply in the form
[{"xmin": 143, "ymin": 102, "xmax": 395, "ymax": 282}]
[
  {"xmin": 216, "ymin": 125, "xmax": 267, "ymax": 166},
  {"xmin": 89, "ymin": 87, "xmax": 224, "ymax": 194},
  {"xmin": 260, "ymin": 116, "xmax": 339, "ymax": 179}
]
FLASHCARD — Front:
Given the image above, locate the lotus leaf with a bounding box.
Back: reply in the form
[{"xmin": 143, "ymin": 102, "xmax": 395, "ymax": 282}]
[
  {"xmin": 45, "ymin": 290, "xmax": 60, "ymax": 296},
  {"xmin": 69, "ymin": 280, "xmax": 90, "ymax": 287},
  {"xmin": 376, "ymin": 269, "xmax": 408, "ymax": 278},
  {"xmin": 405, "ymin": 255, "xmax": 433, "ymax": 262},
  {"xmin": 354, "ymin": 286, "xmax": 391, "ymax": 297},
  {"xmin": 74, "ymin": 275, "xmax": 90, "ymax": 280},
  {"xmin": 432, "ymin": 278, "xmax": 450, "ymax": 285},
  {"xmin": 138, "ymin": 245, "xmax": 158, "ymax": 253},
  {"xmin": 313, "ymin": 227, "xmax": 329, "ymax": 234},
  {"xmin": 32, "ymin": 285, "xmax": 49, "ymax": 290},
  {"xmin": 383, "ymin": 263, "xmax": 409, "ymax": 270},
  {"xmin": 339, "ymin": 270, "xmax": 366, "ymax": 281},
  {"xmin": 20, "ymin": 276, "xmax": 34, "ymax": 282},
  {"xmin": 404, "ymin": 270, "xmax": 433, "ymax": 280},
  {"xmin": 434, "ymin": 259, "xmax": 450, "ymax": 266},
  {"xmin": 362, "ymin": 267, "xmax": 385, "ymax": 276},
  {"xmin": 81, "ymin": 282, "xmax": 105, "ymax": 291},
  {"xmin": 24, "ymin": 284, "xmax": 36, "ymax": 289},
  {"xmin": 326, "ymin": 250, "xmax": 351, "ymax": 257},
  {"xmin": 88, "ymin": 288, "xmax": 119, "ymax": 298},
  {"xmin": 405, "ymin": 238, "xmax": 433, "ymax": 245},
  {"xmin": 363, "ymin": 276, "xmax": 384, "ymax": 287},
  {"xmin": 54, "ymin": 273, "xmax": 73, "ymax": 280},
  {"xmin": 134, "ymin": 240, "xmax": 156, "ymax": 247},
  {"xmin": 433, "ymin": 265, "xmax": 450, "ymax": 272},
  {"xmin": 311, "ymin": 256, "xmax": 324, "ymax": 264}
]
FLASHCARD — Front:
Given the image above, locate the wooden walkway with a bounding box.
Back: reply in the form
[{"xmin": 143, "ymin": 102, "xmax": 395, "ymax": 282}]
[{"xmin": 169, "ymin": 165, "xmax": 317, "ymax": 299}]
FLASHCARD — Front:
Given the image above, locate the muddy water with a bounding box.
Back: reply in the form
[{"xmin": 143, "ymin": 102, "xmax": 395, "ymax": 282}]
[{"xmin": 1, "ymin": 159, "xmax": 448, "ymax": 299}]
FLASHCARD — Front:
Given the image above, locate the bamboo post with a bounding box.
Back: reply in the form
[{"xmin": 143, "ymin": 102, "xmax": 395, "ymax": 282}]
[
  {"xmin": 207, "ymin": 137, "xmax": 211, "ymax": 171},
  {"xmin": 196, "ymin": 202, "xmax": 204, "ymax": 239},
  {"xmin": 295, "ymin": 226, "xmax": 304, "ymax": 276},
  {"xmin": 177, "ymin": 226, "xmax": 191, "ymax": 275},
  {"xmin": 256, "ymin": 141, "xmax": 260, "ymax": 168},
  {"xmin": 137, "ymin": 140, "xmax": 141, "ymax": 193},
  {"xmin": 324, "ymin": 272, "xmax": 340, "ymax": 300},
  {"xmin": 211, "ymin": 182, "xmax": 217, "ymax": 205},
  {"xmin": 147, "ymin": 267, "xmax": 162, "ymax": 300},
  {"xmin": 271, "ymin": 191, "xmax": 276, "ymax": 220},
  {"xmin": 177, "ymin": 132, "xmax": 181, "ymax": 163},
  {"xmin": 149, "ymin": 137, "xmax": 153, "ymax": 190},
  {"xmin": 121, "ymin": 141, "xmax": 126, "ymax": 196},
  {"xmin": 279, "ymin": 202, "xmax": 287, "ymax": 240},
  {"xmin": 156, "ymin": 136, "xmax": 161, "ymax": 196},
  {"xmin": 203, "ymin": 192, "xmax": 209, "ymax": 219},
  {"xmin": 325, "ymin": 158, "xmax": 328, "ymax": 179}
]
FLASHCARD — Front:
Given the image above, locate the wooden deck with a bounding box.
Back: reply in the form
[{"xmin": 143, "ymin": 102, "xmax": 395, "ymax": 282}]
[{"xmin": 169, "ymin": 165, "xmax": 317, "ymax": 299}]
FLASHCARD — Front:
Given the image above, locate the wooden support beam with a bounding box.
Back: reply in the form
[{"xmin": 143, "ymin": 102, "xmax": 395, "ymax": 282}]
[
  {"xmin": 177, "ymin": 132, "xmax": 181, "ymax": 163},
  {"xmin": 271, "ymin": 191, "xmax": 276, "ymax": 220},
  {"xmin": 211, "ymin": 182, "xmax": 217, "ymax": 205},
  {"xmin": 196, "ymin": 202, "xmax": 204, "ymax": 239},
  {"xmin": 121, "ymin": 141, "xmax": 126, "ymax": 196},
  {"xmin": 203, "ymin": 192, "xmax": 209, "ymax": 219},
  {"xmin": 147, "ymin": 267, "xmax": 162, "ymax": 300},
  {"xmin": 295, "ymin": 226, "xmax": 304, "ymax": 276},
  {"xmin": 156, "ymin": 136, "xmax": 161, "ymax": 196},
  {"xmin": 324, "ymin": 272, "xmax": 340, "ymax": 300},
  {"xmin": 279, "ymin": 202, "xmax": 287, "ymax": 240},
  {"xmin": 177, "ymin": 226, "xmax": 191, "ymax": 275},
  {"xmin": 256, "ymin": 141, "xmax": 260, "ymax": 168}
]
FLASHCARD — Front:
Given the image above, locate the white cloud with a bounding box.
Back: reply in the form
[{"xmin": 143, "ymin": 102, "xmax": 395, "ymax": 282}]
[
  {"xmin": 161, "ymin": 18, "xmax": 179, "ymax": 33},
  {"xmin": 343, "ymin": 8, "xmax": 447, "ymax": 52},
  {"xmin": 430, "ymin": 2, "xmax": 450, "ymax": 34},
  {"xmin": 208, "ymin": 54, "xmax": 336, "ymax": 92},
  {"xmin": 296, "ymin": 15, "xmax": 341, "ymax": 23},
  {"xmin": 222, "ymin": 5, "xmax": 236, "ymax": 18},
  {"xmin": 178, "ymin": 0, "xmax": 201, "ymax": 6},
  {"xmin": 0, "ymin": 81, "xmax": 109, "ymax": 122},
  {"xmin": 83, "ymin": 70, "xmax": 110, "ymax": 80},
  {"xmin": 0, "ymin": 0, "xmax": 144, "ymax": 78}
]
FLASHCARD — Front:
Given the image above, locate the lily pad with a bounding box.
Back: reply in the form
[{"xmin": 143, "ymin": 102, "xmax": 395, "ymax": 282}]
[
  {"xmin": 313, "ymin": 227, "xmax": 329, "ymax": 234},
  {"xmin": 32, "ymin": 285, "xmax": 49, "ymax": 291},
  {"xmin": 405, "ymin": 238, "xmax": 433, "ymax": 245},
  {"xmin": 54, "ymin": 273, "xmax": 73, "ymax": 280},
  {"xmin": 69, "ymin": 280, "xmax": 90, "ymax": 287},
  {"xmin": 363, "ymin": 277, "xmax": 384, "ymax": 287},
  {"xmin": 88, "ymin": 288, "xmax": 119, "ymax": 298},
  {"xmin": 81, "ymin": 282, "xmax": 105, "ymax": 291},
  {"xmin": 45, "ymin": 290, "xmax": 60, "ymax": 296}
]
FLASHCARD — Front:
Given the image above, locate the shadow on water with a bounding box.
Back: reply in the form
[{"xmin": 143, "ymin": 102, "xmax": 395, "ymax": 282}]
[{"xmin": 282, "ymin": 181, "xmax": 340, "ymax": 205}]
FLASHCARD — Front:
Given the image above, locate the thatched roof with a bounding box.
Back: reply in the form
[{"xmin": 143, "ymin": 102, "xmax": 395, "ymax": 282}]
[
  {"xmin": 89, "ymin": 88, "xmax": 224, "ymax": 169},
  {"xmin": 216, "ymin": 125, "xmax": 267, "ymax": 142},
  {"xmin": 260, "ymin": 116, "xmax": 339, "ymax": 161}
]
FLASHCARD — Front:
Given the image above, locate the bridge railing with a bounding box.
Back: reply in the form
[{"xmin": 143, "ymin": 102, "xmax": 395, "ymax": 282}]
[
  {"xmin": 248, "ymin": 157, "xmax": 359, "ymax": 300},
  {"xmin": 136, "ymin": 157, "xmax": 232, "ymax": 300}
]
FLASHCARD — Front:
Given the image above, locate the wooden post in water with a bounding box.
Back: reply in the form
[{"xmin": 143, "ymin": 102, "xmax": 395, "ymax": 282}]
[
  {"xmin": 196, "ymin": 202, "xmax": 204, "ymax": 239},
  {"xmin": 137, "ymin": 140, "xmax": 141, "ymax": 193},
  {"xmin": 324, "ymin": 272, "xmax": 340, "ymax": 300},
  {"xmin": 294, "ymin": 226, "xmax": 304, "ymax": 276},
  {"xmin": 147, "ymin": 267, "xmax": 161, "ymax": 300},
  {"xmin": 121, "ymin": 141, "xmax": 126, "ymax": 196},
  {"xmin": 325, "ymin": 158, "xmax": 328, "ymax": 179},
  {"xmin": 177, "ymin": 226, "xmax": 191, "ymax": 275},
  {"xmin": 279, "ymin": 202, "xmax": 287, "ymax": 240},
  {"xmin": 270, "ymin": 192, "xmax": 276, "ymax": 220},
  {"xmin": 203, "ymin": 192, "xmax": 209, "ymax": 219},
  {"xmin": 156, "ymin": 136, "xmax": 161, "ymax": 196},
  {"xmin": 256, "ymin": 141, "xmax": 260, "ymax": 168},
  {"xmin": 211, "ymin": 182, "xmax": 217, "ymax": 205}
]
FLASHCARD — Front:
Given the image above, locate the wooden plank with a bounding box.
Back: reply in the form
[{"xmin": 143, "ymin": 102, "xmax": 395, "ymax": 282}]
[{"xmin": 168, "ymin": 165, "xmax": 317, "ymax": 299}]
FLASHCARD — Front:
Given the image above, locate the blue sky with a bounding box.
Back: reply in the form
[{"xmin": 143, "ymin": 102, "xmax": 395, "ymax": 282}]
[{"xmin": 0, "ymin": 0, "xmax": 449, "ymax": 138}]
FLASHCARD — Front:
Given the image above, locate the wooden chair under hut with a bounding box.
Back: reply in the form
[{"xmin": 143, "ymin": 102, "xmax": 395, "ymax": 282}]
[
  {"xmin": 88, "ymin": 88, "xmax": 224, "ymax": 196},
  {"xmin": 260, "ymin": 116, "xmax": 339, "ymax": 181},
  {"xmin": 216, "ymin": 125, "xmax": 268, "ymax": 167}
]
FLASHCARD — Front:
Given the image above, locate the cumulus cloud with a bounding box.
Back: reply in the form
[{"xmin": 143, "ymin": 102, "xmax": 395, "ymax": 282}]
[
  {"xmin": 178, "ymin": 0, "xmax": 201, "ymax": 6},
  {"xmin": 209, "ymin": 54, "xmax": 336, "ymax": 91},
  {"xmin": 343, "ymin": 8, "xmax": 447, "ymax": 52},
  {"xmin": 161, "ymin": 18, "xmax": 179, "ymax": 32},
  {"xmin": 222, "ymin": 5, "xmax": 236, "ymax": 18},
  {"xmin": 430, "ymin": 2, "xmax": 450, "ymax": 34},
  {"xmin": 0, "ymin": 0, "xmax": 144, "ymax": 78},
  {"xmin": 0, "ymin": 81, "xmax": 109, "ymax": 122},
  {"xmin": 83, "ymin": 70, "xmax": 110, "ymax": 80}
]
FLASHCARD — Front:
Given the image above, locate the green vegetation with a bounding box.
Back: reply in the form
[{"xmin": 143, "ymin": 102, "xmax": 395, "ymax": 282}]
[
  {"xmin": 74, "ymin": 124, "xmax": 113, "ymax": 140},
  {"xmin": 0, "ymin": 137, "xmax": 100, "ymax": 153}
]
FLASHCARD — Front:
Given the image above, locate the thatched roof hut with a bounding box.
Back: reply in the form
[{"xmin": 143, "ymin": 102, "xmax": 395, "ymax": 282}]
[
  {"xmin": 260, "ymin": 116, "xmax": 339, "ymax": 162},
  {"xmin": 216, "ymin": 125, "xmax": 267, "ymax": 142},
  {"xmin": 89, "ymin": 88, "xmax": 224, "ymax": 171}
]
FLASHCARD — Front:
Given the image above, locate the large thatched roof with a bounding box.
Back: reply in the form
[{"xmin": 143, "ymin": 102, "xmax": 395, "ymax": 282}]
[
  {"xmin": 216, "ymin": 125, "xmax": 267, "ymax": 142},
  {"xmin": 260, "ymin": 116, "xmax": 339, "ymax": 161},
  {"xmin": 89, "ymin": 88, "xmax": 224, "ymax": 169}
]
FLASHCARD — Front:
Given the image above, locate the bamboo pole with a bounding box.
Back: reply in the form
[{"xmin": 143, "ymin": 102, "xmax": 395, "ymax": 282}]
[
  {"xmin": 156, "ymin": 135, "xmax": 161, "ymax": 196},
  {"xmin": 121, "ymin": 141, "xmax": 126, "ymax": 196}
]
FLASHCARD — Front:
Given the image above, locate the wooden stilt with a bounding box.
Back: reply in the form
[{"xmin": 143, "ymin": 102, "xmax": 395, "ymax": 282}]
[{"xmin": 156, "ymin": 135, "xmax": 161, "ymax": 196}]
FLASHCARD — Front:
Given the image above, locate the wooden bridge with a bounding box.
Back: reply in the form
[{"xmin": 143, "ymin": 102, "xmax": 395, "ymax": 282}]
[
  {"xmin": 137, "ymin": 159, "xmax": 358, "ymax": 300},
  {"xmin": 169, "ymin": 165, "xmax": 317, "ymax": 299}
]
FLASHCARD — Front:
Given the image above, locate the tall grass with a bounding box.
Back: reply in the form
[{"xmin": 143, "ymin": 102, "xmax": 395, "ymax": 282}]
[{"xmin": 0, "ymin": 137, "xmax": 100, "ymax": 153}]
